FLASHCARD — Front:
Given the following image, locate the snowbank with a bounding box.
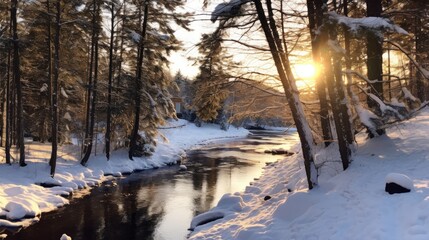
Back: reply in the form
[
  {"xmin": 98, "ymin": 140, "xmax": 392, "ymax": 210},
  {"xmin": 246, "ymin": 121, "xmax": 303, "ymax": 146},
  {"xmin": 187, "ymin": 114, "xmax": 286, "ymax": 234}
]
[
  {"xmin": 190, "ymin": 108, "xmax": 429, "ymax": 240},
  {"xmin": 0, "ymin": 119, "xmax": 248, "ymax": 228}
]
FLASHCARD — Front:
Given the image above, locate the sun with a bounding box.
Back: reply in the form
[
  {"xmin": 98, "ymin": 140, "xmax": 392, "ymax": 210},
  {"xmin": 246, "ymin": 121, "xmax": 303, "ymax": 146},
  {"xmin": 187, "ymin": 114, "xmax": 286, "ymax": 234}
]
[
  {"xmin": 293, "ymin": 63, "xmax": 317, "ymax": 89},
  {"xmin": 293, "ymin": 63, "xmax": 317, "ymax": 80}
]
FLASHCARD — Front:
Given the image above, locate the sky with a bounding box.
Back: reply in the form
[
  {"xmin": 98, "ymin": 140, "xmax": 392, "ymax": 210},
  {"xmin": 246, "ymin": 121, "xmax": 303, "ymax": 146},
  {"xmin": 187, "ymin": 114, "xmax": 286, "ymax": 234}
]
[
  {"xmin": 169, "ymin": 1, "xmax": 218, "ymax": 79},
  {"xmin": 169, "ymin": 0, "xmax": 317, "ymax": 89}
]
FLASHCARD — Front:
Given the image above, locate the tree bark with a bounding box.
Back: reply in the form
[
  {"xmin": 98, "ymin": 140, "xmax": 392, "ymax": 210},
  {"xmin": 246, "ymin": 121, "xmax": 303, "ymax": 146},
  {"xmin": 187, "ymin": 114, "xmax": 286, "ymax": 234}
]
[
  {"xmin": 11, "ymin": 0, "xmax": 25, "ymax": 166},
  {"xmin": 129, "ymin": 0, "xmax": 149, "ymax": 160},
  {"xmin": 81, "ymin": 0, "xmax": 100, "ymax": 165},
  {"xmin": 106, "ymin": 3, "xmax": 115, "ymax": 160},
  {"xmin": 366, "ymin": 0, "xmax": 385, "ymax": 136},
  {"xmin": 5, "ymin": 15, "xmax": 12, "ymax": 165},
  {"xmin": 49, "ymin": 0, "xmax": 60, "ymax": 176},
  {"xmin": 307, "ymin": 0, "xmax": 332, "ymax": 147}
]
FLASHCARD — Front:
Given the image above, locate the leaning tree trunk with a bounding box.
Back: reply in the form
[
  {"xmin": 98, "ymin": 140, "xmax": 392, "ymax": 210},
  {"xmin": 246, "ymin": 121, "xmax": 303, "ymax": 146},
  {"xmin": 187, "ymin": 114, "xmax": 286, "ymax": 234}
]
[
  {"xmin": 11, "ymin": 0, "xmax": 25, "ymax": 166},
  {"xmin": 129, "ymin": 0, "xmax": 149, "ymax": 160},
  {"xmin": 49, "ymin": 0, "xmax": 60, "ymax": 176},
  {"xmin": 254, "ymin": 0, "xmax": 317, "ymax": 189}
]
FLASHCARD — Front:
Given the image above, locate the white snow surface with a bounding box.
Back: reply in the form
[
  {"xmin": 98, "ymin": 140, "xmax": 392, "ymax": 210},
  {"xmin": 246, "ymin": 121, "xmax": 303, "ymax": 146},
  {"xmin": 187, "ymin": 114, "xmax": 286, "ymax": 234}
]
[
  {"xmin": 190, "ymin": 108, "xmax": 429, "ymax": 240},
  {"xmin": 0, "ymin": 119, "xmax": 248, "ymax": 227}
]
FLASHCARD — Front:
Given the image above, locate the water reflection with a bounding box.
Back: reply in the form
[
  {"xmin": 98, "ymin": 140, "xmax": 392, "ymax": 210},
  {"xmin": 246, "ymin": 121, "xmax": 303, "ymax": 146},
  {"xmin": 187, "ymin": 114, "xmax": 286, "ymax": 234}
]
[{"xmin": 4, "ymin": 130, "xmax": 297, "ymax": 240}]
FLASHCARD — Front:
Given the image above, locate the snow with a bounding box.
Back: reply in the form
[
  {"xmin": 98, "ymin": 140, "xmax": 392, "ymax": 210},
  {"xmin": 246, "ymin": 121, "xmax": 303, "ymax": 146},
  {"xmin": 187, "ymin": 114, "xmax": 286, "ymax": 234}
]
[
  {"xmin": 0, "ymin": 119, "xmax": 248, "ymax": 228},
  {"xmin": 128, "ymin": 30, "xmax": 142, "ymax": 44},
  {"xmin": 60, "ymin": 87, "xmax": 68, "ymax": 98},
  {"xmin": 402, "ymin": 87, "xmax": 418, "ymax": 102},
  {"xmin": 329, "ymin": 12, "xmax": 408, "ymax": 35},
  {"xmin": 60, "ymin": 233, "xmax": 72, "ymax": 240},
  {"xmin": 179, "ymin": 164, "xmax": 187, "ymax": 171},
  {"xmin": 190, "ymin": 107, "xmax": 429, "ymax": 240},
  {"xmin": 386, "ymin": 173, "xmax": 413, "ymax": 190},
  {"xmin": 211, "ymin": 0, "xmax": 250, "ymax": 22},
  {"xmin": 40, "ymin": 83, "xmax": 48, "ymax": 93}
]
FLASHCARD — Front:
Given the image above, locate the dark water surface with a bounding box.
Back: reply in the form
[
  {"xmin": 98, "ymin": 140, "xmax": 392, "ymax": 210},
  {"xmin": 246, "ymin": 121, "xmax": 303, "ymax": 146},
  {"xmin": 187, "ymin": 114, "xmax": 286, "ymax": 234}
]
[{"xmin": 4, "ymin": 130, "xmax": 297, "ymax": 240}]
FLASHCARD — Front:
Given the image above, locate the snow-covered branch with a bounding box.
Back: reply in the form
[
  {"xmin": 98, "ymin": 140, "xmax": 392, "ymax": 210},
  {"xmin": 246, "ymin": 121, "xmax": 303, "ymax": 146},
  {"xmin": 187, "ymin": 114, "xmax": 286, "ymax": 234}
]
[
  {"xmin": 211, "ymin": 0, "xmax": 251, "ymax": 22},
  {"xmin": 328, "ymin": 12, "xmax": 408, "ymax": 35}
]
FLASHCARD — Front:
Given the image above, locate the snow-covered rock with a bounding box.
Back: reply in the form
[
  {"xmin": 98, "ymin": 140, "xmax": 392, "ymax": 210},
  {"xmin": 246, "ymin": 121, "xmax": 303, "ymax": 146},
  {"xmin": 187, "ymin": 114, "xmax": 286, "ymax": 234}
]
[{"xmin": 385, "ymin": 173, "xmax": 413, "ymax": 194}]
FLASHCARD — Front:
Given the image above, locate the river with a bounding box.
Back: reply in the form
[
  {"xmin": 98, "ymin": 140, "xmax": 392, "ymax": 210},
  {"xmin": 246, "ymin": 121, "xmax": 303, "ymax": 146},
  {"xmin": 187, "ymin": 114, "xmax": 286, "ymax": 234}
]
[{"xmin": 4, "ymin": 130, "xmax": 297, "ymax": 240}]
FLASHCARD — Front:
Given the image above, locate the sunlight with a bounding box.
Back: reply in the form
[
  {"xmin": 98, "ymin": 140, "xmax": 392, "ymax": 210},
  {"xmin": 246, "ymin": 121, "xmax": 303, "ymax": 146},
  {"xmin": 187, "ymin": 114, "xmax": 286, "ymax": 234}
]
[
  {"xmin": 293, "ymin": 63, "xmax": 317, "ymax": 89},
  {"xmin": 293, "ymin": 63, "xmax": 317, "ymax": 80}
]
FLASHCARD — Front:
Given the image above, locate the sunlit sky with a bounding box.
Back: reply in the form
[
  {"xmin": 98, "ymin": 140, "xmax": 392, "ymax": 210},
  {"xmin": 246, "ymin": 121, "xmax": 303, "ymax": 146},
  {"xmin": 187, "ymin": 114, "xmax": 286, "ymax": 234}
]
[
  {"xmin": 169, "ymin": 0, "xmax": 317, "ymax": 86},
  {"xmin": 169, "ymin": 1, "xmax": 215, "ymax": 78}
]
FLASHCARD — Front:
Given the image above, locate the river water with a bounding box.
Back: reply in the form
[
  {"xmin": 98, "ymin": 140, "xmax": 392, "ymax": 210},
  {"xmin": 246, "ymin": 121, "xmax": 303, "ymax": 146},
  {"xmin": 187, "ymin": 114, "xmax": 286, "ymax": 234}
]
[{"xmin": 4, "ymin": 130, "xmax": 297, "ymax": 240}]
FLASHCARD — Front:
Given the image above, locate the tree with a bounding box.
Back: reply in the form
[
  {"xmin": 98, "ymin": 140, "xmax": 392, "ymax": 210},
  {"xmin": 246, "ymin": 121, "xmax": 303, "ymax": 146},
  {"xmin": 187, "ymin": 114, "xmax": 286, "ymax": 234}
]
[
  {"xmin": 11, "ymin": 0, "xmax": 26, "ymax": 166},
  {"xmin": 128, "ymin": 0, "xmax": 149, "ymax": 160},
  {"xmin": 105, "ymin": 0, "xmax": 120, "ymax": 160},
  {"xmin": 306, "ymin": 0, "xmax": 333, "ymax": 147},
  {"xmin": 366, "ymin": 0, "xmax": 385, "ymax": 136},
  {"xmin": 81, "ymin": 0, "xmax": 101, "ymax": 166}
]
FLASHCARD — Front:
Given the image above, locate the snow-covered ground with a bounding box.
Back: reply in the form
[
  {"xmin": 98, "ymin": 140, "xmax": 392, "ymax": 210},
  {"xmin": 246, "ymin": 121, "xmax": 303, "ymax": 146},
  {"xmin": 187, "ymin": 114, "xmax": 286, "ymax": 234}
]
[
  {"xmin": 190, "ymin": 108, "xmax": 429, "ymax": 240},
  {"xmin": 0, "ymin": 119, "xmax": 248, "ymax": 231}
]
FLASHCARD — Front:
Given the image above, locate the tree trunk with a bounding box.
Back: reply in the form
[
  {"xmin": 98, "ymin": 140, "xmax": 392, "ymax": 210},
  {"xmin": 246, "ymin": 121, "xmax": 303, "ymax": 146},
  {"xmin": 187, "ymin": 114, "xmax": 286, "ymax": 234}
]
[
  {"xmin": 106, "ymin": 3, "xmax": 115, "ymax": 160},
  {"xmin": 11, "ymin": 0, "xmax": 25, "ymax": 166},
  {"xmin": 83, "ymin": 12, "xmax": 96, "ymax": 156},
  {"xmin": 366, "ymin": 0, "xmax": 385, "ymax": 136},
  {"xmin": 49, "ymin": 0, "xmax": 60, "ymax": 176},
  {"xmin": 129, "ymin": 0, "xmax": 149, "ymax": 160},
  {"xmin": 255, "ymin": 0, "xmax": 317, "ymax": 189},
  {"xmin": 306, "ymin": 0, "xmax": 332, "ymax": 147},
  {"xmin": 81, "ymin": 0, "xmax": 100, "ymax": 166},
  {"xmin": 5, "ymin": 16, "xmax": 12, "ymax": 165}
]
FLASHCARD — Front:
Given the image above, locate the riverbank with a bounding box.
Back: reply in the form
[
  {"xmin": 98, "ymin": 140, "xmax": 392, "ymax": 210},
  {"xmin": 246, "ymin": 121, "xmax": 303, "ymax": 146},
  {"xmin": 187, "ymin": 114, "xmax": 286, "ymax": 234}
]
[
  {"xmin": 0, "ymin": 120, "xmax": 248, "ymax": 232},
  {"xmin": 190, "ymin": 108, "xmax": 429, "ymax": 240}
]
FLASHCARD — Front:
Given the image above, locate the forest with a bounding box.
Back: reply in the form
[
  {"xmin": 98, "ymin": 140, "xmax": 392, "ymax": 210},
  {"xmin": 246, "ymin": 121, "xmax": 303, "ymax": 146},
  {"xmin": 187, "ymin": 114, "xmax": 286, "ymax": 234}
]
[{"xmin": 0, "ymin": 0, "xmax": 428, "ymax": 188}]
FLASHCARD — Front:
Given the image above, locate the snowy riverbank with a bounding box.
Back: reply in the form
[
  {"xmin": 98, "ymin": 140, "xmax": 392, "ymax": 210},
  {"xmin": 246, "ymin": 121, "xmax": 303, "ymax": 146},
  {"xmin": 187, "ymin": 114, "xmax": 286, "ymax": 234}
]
[
  {"xmin": 0, "ymin": 119, "xmax": 248, "ymax": 232},
  {"xmin": 190, "ymin": 108, "xmax": 429, "ymax": 240}
]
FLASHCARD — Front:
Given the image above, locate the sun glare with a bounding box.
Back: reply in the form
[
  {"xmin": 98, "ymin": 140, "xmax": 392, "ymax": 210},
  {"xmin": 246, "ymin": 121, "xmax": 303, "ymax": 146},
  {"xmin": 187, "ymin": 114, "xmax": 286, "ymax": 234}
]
[
  {"xmin": 294, "ymin": 63, "xmax": 317, "ymax": 80},
  {"xmin": 293, "ymin": 63, "xmax": 317, "ymax": 89}
]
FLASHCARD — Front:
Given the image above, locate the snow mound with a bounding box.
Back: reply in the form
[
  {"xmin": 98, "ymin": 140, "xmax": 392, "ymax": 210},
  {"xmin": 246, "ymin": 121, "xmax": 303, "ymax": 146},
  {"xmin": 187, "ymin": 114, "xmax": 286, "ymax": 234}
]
[
  {"xmin": 4, "ymin": 199, "xmax": 41, "ymax": 220},
  {"xmin": 190, "ymin": 211, "xmax": 225, "ymax": 230},
  {"xmin": 385, "ymin": 173, "xmax": 413, "ymax": 190},
  {"xmin": 60, "ymin": 233, "xmax": 72, "ymax": 240},
  {"xmin": 216, "ymin": 193, "xmax": 244, "ymax": 212}
]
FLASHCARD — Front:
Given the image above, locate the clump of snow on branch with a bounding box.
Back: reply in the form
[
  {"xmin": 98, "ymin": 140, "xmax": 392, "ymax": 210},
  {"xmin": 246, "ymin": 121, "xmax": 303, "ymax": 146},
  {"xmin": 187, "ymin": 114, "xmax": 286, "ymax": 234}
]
[
  {"xmin": 211, "ymin": 0, "xmax": 250, "ymax": 22},
  {"xmin": 355, "ymin": 103, "xmax": 380, "ymax": 134},
  {"xmin": 128, "ymin": 30, "xmax": 141, "ymax": 44},
  {"xmin": 401, "ymin": 87, "xmax": 418, "ymax": 102},
  {"xmin": 61, "ymin": 87, "xmax": 69, "ymax": 98},
  {"xmin": 40, "ymin": 83, "xmax": 48, "ymax": 93},
  {"xmin": 147, "ymin": 31, "xmax": 169, "ymax": 41},
  {"xmin": 328, "ymin": 12, "xmax": 408, "ymax": 35},
  {"xmin": 368, "ymin": 93, "xmax": 403, "ymax": 119}
]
